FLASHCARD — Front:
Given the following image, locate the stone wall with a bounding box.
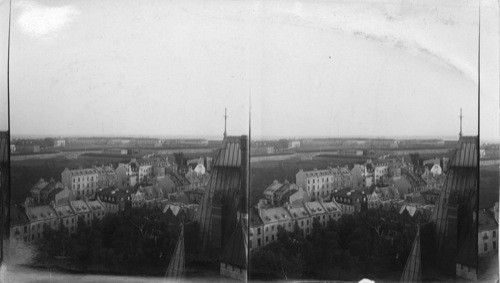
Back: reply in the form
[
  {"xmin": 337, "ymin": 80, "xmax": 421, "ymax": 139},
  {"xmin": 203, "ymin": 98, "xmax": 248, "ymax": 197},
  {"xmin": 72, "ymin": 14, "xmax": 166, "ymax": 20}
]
[{"xmin": 220, "ymin": 263, "xmax": 246, "ymax": 281}]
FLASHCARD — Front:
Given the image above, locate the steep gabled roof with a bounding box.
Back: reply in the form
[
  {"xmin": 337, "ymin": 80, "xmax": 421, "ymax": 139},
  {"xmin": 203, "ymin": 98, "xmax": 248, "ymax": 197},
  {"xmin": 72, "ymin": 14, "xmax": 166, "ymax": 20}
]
[
  {"xmin": 221, "ymin": 220, "xmax": 248, "ymax": 270},
  {"xmin": 455, "ymin": 220, "xmax": 478, "ymax": 269},
  {"xmin": 165, "ymin": 224, "xmax": 185, "ymax": 279},
  {"xmin": 194, "ymin": 136, "xmax": 246, "ymax": 252},
  {"xmin": 479, "ymin": 209, "xmax": 498, "ymax": 232},
  {"xmin": 400, "ymin": 226, "xmax": 421, "ymax": 283},
  {"xmin": 432, "ymin": 136, "xmax": 478, "ymax": 253}
]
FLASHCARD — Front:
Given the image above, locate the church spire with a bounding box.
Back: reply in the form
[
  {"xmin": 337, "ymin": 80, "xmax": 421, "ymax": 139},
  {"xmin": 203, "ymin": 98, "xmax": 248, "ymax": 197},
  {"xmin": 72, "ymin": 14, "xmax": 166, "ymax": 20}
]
[
  {"xmin": 223, "ymin": 108, "xmax": 228, "ymax": 138},
  {"xmin": 459, "ymin": 108, "xmax": 463, "ymax": 138},
  {"xmin": 165, "ymin": 223, "xmax": 185, "ymax": 279},
  {"xmin": 400, "ymin": 225, "xmax": 422, "ymax": 283}
]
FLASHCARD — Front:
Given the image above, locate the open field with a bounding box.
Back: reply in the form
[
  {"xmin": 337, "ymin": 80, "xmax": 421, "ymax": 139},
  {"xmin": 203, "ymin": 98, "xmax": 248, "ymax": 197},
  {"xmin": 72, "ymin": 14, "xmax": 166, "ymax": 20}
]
[{"xmin": 480, "ymin": 165, "xmax": 499, "ymax": 209}]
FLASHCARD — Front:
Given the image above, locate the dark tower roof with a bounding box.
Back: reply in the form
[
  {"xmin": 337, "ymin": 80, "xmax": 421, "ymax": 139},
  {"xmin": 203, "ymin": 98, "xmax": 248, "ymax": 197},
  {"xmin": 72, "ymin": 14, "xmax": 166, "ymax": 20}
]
[
  {"xmin": 430, "ymin": 135, "xmax": 478, "ymax": 272},
  {"xmin": 400, "ymin": 226, "xmax": 422, "ymax": 283},
  {"xmin": 431, "ymin": 136, "xmax": 479, "ymax": 254},
  {"xmin": 455, "ymin": 220, "xmax": 478, "ymax": 269},
  {"xmin": 194, "ymin": 135, "xmax": 247, "ymax": 254},
  {"xmin": 165, "ymin": 224, "xmax": 185, "ymax": 279},
  {"xmin": 221, "ymin": 219, "xmax": 248, "ymax": 270}
]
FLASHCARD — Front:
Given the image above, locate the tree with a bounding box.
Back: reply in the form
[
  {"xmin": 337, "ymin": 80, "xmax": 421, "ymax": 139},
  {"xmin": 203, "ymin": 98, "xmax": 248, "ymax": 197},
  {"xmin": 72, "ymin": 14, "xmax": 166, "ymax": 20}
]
[
  {"xmin": 409, "ymin": 153, "xmax": 420, "ymax": 167},
  {"xmin": 173, "ymin": 152, "xmax": 185, "ymax": 166},
  {"xmin": 42, "ymin": 137, "xmax": 55, "ymax": 148}
]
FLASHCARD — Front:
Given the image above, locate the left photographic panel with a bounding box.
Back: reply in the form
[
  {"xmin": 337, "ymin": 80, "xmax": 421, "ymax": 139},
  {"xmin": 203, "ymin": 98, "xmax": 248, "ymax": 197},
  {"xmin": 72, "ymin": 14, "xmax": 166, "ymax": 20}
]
[{"xmin": 3, "ymin": 0, "xmax": 250, "ymax": 282}]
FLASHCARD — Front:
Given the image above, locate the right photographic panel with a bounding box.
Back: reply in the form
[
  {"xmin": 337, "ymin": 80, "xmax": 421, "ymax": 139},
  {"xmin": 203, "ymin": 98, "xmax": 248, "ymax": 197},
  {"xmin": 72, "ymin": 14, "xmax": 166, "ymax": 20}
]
[{"xmin": 248, "ymin": 0, "xmax": 498, "ymax": 281}]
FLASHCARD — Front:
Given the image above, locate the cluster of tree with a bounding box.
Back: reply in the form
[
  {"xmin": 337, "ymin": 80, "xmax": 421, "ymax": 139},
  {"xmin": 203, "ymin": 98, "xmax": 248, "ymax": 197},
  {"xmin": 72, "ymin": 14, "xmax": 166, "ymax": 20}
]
[
  {"xmin": 250, "ymin": 208, "xmax": 420, "ymax": 281},
  {"xmin": 173, "ymin": 153, "xmax": 185, "ymax": 166},
  {"xmin": 34, "ymin": 207, "xmax": 182, "ymax": 276}
]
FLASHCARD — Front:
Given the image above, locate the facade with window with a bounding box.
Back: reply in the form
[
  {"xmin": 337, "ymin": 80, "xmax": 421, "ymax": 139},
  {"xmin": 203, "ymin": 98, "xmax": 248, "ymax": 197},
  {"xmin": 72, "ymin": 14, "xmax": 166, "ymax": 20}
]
[
  {"xmin": 10, "ymin": 200, "xmax": 109, "ymax": 243},
  {"xmin": 26, "ymin": 205, "xmax": 58, "ymax": 242},
  {"xmin": 54, "ymin": 203, "xmax": 78, "ymax": 234},
  {"xmin": 86, "ymin": 199, "xmax": 107, "ymax": 221},
  {"xmin": 258, "ymin": 206, "xmax": 292, "ymax": 246},
  {"xmin": 478, "ymin": 209, "xmax": 498, "ymax": 255},
  {"xmin": 332, "ymin": 188, "xmax": 368, "ymax": 214},
  {"xmin": 296, "ymin": 167, "xmax": 352, "ymax": 200},
  {"xmin": 69, "ymin": 200, "xmax": 93, "ymax": 226},
  {"xmin": 350, "ymin": 164, "xmax": 374, "ymax": 188},
  {"xmin": 249, "ymin": 200, "xmax": 343, "ymax": 250},
  {"xmin": 96, "ymin": 187, "xmax": 132, "ymax": 213},
  {"xmin": 10, "ymin": 205, "xmax": 31, "ymax": 243},
  {"xmin": 61, "ymin": 168, "xmax": 99, "ymax": 197}
]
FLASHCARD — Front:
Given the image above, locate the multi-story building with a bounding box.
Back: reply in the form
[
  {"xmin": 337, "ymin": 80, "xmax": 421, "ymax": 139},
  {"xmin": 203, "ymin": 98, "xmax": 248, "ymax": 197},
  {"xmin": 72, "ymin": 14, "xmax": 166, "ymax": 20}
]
[
  {"xmin": 478, "ymin": 209, "xmax": 498, "ymax": 255},
  {"xmin": 370, "ymin": 160, "xmax": 390, "ymax": 184},
  {"xmin": 96, "ymin": 187, "xmax": 132, "ymax": 213},
  {"xmin": 94, "ymin": 165, "xmax": 117, "ymax": 188},
  {"xmin": 16, "ymin": 144, "xmax": 41, "ymax": 153},
  {"xmin": 251, "ymin": 146, "xmax": 275, "ymax": 156},
  {"xmin": 46, "ymin": 187, "xmax": 74, "ymax": 205},
  {"xmin": 420, "ymin": 189, "xmax": 440, "ymax": 205},
  {"xmin": 257, "ymin": 206, "xmax": 292, "ymax": 246},
  {"xmin": 61, "ymin": 168, "xmax": 99, "ymax": 197},
  {"xmin": 249, "ymin": 209, "xmax": 265, "ymax": 250},
  {"xmin": 54, "ymin": 139, "xmax": 66, "ymax": 147},
  {"xmin": 250, "ymin": 200, "xmax": 343, "ymax": 250},
  {"xmin": 39, "ymin": 180, "xmax": 64, "ymax": 204},
  {"xmin": 273, "ymin": 182, "xmax": 299, "ymax": 206},
  {"xmin": 288, "ymin": 140, "xmax": 301, "ymax": 149},
  {"xmin": 305, "ymin": 201, "xmax": 337, "ymax": 228},
  {"xmin": 278, "ymin": 186, "xmax": 309, "ymax": 206},
  {"xmin": 131, "ymin": 190, "xmax": 146, "ymax": 208},
  {"xmin": 185, "ymin": 167, "xmax": 209, "ymax": 190},
  {"xmin": 388, "ymin": 161, "xmax": 403, "ymax": 178},
  {"xmin": 350, "ymin": 164, "xmax": 374, "ymax": 188},
  {"xmin": 86, "ymin": 199, "xmax": 107, "ymax": 221},
  {"xmin": 165, "ymin": 172, "xmax": 191, "ymax": 192},
  {"xmin": 26, "ymin": 205, "xmax": 58, "ymax": 242},
  {"xmin": 184, "ymin": 188, "xmax": 205, "ymax": 204},
  {"xmin": 137, "ymin": 161, "xmax": 153, "ymax": 183},
  {"xmin": 332, "ymin": 188, "xmax": 368, "ymax": 214},
  {"xmin": 11, "ymin": 200, "xmax": 109, "ymax": 243},
  {"xmin": 296, "ymin": 167, "xmax": 352, "ymax": 200},
  {"xmin": 10, "ymin": 205, "xmax": 30, "ymax": 243},
  {"xmin": 69, "ymin": 200, "xmax": 93, "ymax": 226},
  {"xmin": 29, "ymin": 179, "xmax": 49, "ymax": 203},
  {"xmin": 53, "ymin": 203, "xmax": 78, "ymax": 234},
  {"xmin": 263, "ymin": 180, "xmax": 283, "ymax": 204}
]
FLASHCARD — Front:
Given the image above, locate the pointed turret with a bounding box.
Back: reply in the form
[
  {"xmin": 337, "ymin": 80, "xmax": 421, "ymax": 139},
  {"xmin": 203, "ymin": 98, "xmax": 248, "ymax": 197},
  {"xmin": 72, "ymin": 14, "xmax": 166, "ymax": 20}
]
[
  {"xmin": 400, "ymin": 226, "xmax": 422, "ymax": 283},
  {"xmin": 165, "ymin": 224, "xmax": 185, "ymax": 279},
  {"xmin": 220, "ymin": 219, "xmax": 248, "ymax": 281},
  {"xmin": 194, "ymin": 135, "xmax": 244, "ymax": 254},
  {"xmin": 223, "ymin": 108, "xmax": 228, "ymax": 138}
]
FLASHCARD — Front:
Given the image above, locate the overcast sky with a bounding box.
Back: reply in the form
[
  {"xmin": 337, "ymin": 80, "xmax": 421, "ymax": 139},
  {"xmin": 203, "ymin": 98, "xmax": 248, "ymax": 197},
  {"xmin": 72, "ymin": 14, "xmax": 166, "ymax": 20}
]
[{"xmin": 0, "ymin": 0, "xmax": 498, "ymax": 141}]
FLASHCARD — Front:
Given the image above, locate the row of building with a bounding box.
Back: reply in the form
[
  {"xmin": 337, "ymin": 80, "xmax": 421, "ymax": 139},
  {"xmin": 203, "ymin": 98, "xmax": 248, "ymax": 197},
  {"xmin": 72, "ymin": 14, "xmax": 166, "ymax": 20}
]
[
  {"xmin": 250, "ymin": 140, "xmax": 301, "ymax": 156},
  {"xmin": 249, "ymin": 199, "xmax": 343, "ymax": 249},
  {"xmin": 10, "ymin": 199, "xmax": 107, "ymax": 243},
  {"xmin": 53, "ymin": 155, "xmax": 209, "ymax": 201}
]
